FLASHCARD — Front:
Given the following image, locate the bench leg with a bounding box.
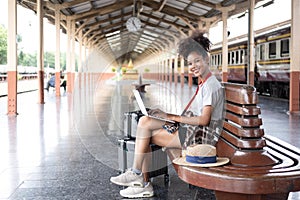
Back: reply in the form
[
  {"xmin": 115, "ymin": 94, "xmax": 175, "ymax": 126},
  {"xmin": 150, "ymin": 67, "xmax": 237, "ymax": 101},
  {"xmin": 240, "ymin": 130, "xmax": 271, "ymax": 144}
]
[{"xmin": 215, "ymin": 191, "xmax": 289, "ymax": 200}]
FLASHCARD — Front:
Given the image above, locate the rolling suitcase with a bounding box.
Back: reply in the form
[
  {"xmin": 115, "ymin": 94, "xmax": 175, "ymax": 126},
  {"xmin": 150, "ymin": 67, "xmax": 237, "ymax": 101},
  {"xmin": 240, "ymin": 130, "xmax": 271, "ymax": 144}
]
[
  {"xmin": 118, "ymin": 138, "xmax": 169, "ymax": 182},
  {"xmin": 123, "ymin": 110, "xmax": 143, "ymax": 139}
]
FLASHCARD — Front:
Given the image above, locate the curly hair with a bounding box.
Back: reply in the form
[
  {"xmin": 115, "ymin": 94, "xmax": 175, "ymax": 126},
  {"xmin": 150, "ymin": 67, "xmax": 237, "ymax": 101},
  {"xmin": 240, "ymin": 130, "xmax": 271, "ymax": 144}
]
[{"xmin": 178, "ymin": 30, "xmax": 211, "ymax": 59}]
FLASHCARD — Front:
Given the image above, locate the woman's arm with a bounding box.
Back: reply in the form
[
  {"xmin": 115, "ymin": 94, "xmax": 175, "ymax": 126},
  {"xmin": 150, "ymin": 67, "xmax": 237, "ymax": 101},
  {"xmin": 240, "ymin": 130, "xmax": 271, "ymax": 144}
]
[{"xmin": 168, "ymin": 105, "xmax": 212, "ymax": 126}]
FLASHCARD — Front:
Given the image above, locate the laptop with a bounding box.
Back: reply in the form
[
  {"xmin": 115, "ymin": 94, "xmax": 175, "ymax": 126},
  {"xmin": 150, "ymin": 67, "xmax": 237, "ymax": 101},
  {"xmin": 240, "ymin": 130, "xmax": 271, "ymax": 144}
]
[{"xmin": 132, "ymin": 89, "xmax": 176, "ymax": 124}]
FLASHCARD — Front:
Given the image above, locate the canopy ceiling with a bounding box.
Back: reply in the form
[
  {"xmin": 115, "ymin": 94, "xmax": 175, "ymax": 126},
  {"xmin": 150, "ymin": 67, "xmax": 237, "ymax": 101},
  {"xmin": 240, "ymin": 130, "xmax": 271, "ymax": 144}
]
[{"xmin": 18, "ymin": 0, "xmax": 269, "ymax": 64}]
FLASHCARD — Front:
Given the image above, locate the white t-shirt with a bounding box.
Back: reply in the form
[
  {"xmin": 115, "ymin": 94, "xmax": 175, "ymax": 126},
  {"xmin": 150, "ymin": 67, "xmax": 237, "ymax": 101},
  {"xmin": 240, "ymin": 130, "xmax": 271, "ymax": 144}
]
[{"xmin": 190, "ymin": 75, "xmax": 224, "ymax": 121}]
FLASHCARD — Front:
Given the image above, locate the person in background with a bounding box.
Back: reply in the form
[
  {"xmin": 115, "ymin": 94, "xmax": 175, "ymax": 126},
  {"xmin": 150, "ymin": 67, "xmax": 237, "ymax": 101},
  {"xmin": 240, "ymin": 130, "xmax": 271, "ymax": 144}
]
[
  {"xmin": 110, "ymin": 30, "xmax": 225, "ymax": 198},
  {"xmin": 46, "ymin": 72, "xmax": 66, "ymax": 92}
]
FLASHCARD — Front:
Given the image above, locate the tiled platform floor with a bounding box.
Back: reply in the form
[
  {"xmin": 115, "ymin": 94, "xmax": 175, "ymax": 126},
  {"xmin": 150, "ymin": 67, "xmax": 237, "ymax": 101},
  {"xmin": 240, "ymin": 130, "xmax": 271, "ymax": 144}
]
[{"xmin": 0, "ymin": 77, "xmax": 299, "ymax": 199}]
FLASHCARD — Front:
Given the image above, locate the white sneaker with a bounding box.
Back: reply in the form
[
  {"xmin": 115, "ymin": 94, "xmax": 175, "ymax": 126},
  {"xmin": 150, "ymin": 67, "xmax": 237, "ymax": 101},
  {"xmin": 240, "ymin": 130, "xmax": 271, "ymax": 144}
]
[
  {"xmin": 120, "ymin": 183, "xmax": 154, "ymax": 198},
  {"xmin": 110, "ymin": 170, "xmax": 143, "ymax": 187}
]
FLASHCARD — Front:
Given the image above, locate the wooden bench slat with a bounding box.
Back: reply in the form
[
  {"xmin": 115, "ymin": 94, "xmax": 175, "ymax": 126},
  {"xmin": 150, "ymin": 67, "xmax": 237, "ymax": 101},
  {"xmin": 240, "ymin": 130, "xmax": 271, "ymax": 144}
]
[
  {"xmin": 221, "ymin": 129, "xmax": 266, "ymax": 149},
  {"xmin": 226, "ymin": 103, "xmax": 261, "ymax": 116},
  {"xmin": 225, "ymin": 112, "xmax": 262, "ymax": 127},
  {"xmin": 223, "ymin": 121, "xmax": 265, "ymax": 138},
  {"xmin": 224, "ymin": 83, "xmax": 258, "ymax": 105}
]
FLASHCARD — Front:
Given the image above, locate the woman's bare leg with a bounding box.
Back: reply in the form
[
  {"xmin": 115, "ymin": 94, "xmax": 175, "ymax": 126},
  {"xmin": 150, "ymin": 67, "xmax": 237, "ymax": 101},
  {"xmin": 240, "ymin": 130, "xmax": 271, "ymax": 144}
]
[
  {"xmin": 142, "ymin": 145, "xmax": 151, "ymax": 182},
  {"xmin": 132, "ymin": 116, "xmax": 163, "ymax": 170},
  {"xmin": 132, "ymin": 116, "xmax": 181, "ymax": 171},
  {"xmin": 110, "ymin": 116, "xmax": 182, "ymax": 188}
]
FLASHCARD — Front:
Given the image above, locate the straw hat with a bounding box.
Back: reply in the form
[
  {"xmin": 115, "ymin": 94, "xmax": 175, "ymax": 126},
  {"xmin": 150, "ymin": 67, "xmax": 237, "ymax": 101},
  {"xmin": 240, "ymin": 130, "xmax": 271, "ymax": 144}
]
[{"xmin": 172, "ymin": 144, "xmax": 229, "ymax": 167}]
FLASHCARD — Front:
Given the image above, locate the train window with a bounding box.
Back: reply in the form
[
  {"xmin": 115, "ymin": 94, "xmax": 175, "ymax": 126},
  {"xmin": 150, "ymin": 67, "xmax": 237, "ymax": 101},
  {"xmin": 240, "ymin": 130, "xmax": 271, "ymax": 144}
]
[
  {"xmin": 240, "ymin": 50, "xmax": 244, "ymax": 64},
  {"xmin": 268, "ymin": 42, "xmax": 276, "ymax": 58},
  {"xmin": 213, "ymin": 54, "xmax": 216, "ymax": 66},
  {"xmin": 214, "ymin": 55, "xmax": 217, "ymax": 66},
  {"xmin": 256, "ymin": 45, "xmax": 260, "ymax": 60},
  {"xmin": 280, "ymin": 39, "xmax": 289, "ymax": 57},
  {"xmin": 260, "ymin": 44, "xmax": 265, "ymax": 60},
  {"xmin": 235, "ymin": 51, "xmax": 239, "ymax": 64},
  {"xmin": 258, "ymin": 45, "xmax": 262, "ymax": 60},
  {"xmin": 212, "ymin": 55, "xmax": 216, "ymax": 66},
  {"xmin": 229, "ymin": 52, "xmax": 233, "ymax": 65},
  {"xmin": 228, "ymin": 53, "xmax": 230, "ymax": 64},
  {"xmin": 231, "ymin": 52, "xmax": 235, "ymax": 64},
  {"xmin": 244, "ymin": 50, "xmax": 248, "ymax": 63}
]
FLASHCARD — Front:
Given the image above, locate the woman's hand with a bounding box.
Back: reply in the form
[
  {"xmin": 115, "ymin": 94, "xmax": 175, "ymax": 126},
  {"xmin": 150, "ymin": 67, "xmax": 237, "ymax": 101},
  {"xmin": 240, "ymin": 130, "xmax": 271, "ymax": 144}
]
[
  {"xmin": 149, "ymin": 109, "xmax": 181, "ymax": 122},
  {"xmin": 167, "ymin": 114, "xmax": 180, "ymax": 122},
  {"xmin": 148, "ymin": 108, "xmax": 166, "ymax": 118}
]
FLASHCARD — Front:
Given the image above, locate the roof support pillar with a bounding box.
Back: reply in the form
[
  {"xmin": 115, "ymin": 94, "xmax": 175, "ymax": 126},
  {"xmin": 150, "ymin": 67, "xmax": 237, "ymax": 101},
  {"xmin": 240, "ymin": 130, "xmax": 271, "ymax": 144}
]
[
  {"xmin": 180, "ymin": 56, "xmax": 185, "ymax": 88},
  {"xmin": 83, "ymin": 41, "xmax": 88, "ymax": 85},
  {"xmin": 83, "ymin": 38, "xmax": 87, "ymax": 72},
  {"xmin": 70, "ymin": 20, "xmax": 76, "ymax": 92},
  {"xmin": 37, "ymin": 0, "xmax": 45, "ymax": 104},
  {"xmin": 78, "ymin": 30, "xmax": 83, "ymax": 73},
  {"xmin": 174, "ymin": 54, "xmax": 178, "ymax": 85},
  {"xmin": 217, "ymin": 5, "xmax": 235, "ymax": 83},
  {"xmin": 163, "ymin": 58, "xmax": 167, "ymax": 82},
  {"xmin": 158, "ymin": 60, "xmax": 162, "ymax": 82},
  {"xmin": 161, "ymin": 59, "xmax": 164, "ymax": 82},
  {"xmin": 290, "ymin": 0, "xmax": 300, "ymax": 113},
  {"xmin": 7, "ymin": 0, "xmax": 18, "ymax": 116},
  {"xmin": 55, "ymin": 8, "xmax": 61, "ymax": 96},
  {"xmin": 247, "ymin": 0, "xmax": 255, "ymax": 86},
  {"xmin": 78, "ymin": 30, "xmax": 83, "ymax": 89},
  {"xmin": 168, "ymin": 55, "xmax": 173, "ymax": 84},
  {"xmin": 66, "ymin": 18, "xmax": 72, "ymax": 93}
]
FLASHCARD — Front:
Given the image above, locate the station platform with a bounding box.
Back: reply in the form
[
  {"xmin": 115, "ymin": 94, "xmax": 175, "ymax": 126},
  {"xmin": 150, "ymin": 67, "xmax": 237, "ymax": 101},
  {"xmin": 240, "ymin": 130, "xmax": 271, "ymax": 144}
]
[{"xmin": 0, "ymin": 76, "xmax": 299, "ymax": 200}]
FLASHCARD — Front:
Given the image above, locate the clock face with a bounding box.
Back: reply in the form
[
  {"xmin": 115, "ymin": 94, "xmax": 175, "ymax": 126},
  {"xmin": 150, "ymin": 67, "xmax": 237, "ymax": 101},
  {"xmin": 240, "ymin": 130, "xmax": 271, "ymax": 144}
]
[{"xmin": 126, "ymin": 17, "xmax": 142, "ymax": 32}]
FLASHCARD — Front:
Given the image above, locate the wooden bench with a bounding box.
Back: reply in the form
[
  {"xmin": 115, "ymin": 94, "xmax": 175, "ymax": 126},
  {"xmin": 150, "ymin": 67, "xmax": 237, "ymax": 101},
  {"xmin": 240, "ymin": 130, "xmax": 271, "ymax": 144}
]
[{"xmin": 167, "ymin": 82, "xmax": 300, "ymax": 200}]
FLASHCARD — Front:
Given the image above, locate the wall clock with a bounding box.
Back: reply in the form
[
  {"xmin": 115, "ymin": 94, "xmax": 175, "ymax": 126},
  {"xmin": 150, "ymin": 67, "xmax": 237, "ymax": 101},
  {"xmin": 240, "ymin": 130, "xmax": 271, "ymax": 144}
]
[{"xmin": 126, "ymin": 17, "xmax": 142, "ymax": 32}]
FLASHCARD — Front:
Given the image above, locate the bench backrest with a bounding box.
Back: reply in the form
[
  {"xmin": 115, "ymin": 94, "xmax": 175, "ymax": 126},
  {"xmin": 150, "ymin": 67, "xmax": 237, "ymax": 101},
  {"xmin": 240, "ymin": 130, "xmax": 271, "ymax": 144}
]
[{"xmin": 216, "ymin": 83, "xmax": 277, "ymax": 167}]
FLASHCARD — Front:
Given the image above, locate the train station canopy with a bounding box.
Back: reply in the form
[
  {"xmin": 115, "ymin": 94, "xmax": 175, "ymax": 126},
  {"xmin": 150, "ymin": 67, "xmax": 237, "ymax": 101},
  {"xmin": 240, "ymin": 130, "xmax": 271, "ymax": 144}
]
[{"xmin": 18, "ymin": 0, "xmax": 268, "ymax": 63}]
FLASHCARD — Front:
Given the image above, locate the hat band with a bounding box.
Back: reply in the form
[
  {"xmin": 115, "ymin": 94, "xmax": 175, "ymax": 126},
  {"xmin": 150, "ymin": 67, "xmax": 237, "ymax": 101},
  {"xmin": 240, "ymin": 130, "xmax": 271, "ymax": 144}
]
[{"xmin": 186, "ymin": 155, "xmax": 217, "ymax": 164}]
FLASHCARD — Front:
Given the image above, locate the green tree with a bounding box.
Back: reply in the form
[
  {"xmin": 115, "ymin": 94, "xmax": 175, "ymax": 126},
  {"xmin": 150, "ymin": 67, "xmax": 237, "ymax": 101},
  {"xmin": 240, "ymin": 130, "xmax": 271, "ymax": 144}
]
[
  {"xmin": 0, "ymin": 25, "xmax": 7, "ymax": 64},
  {"xmin": 60, "ymin": 52, "xmax": 66, "ymax": 71},
  {"xmin": 21, "ymin": 52, "xmax": 37, "ymax": 67},
  {"xmin": 44, "ymin": 51, "xmax": 55, "ymax": 69},
  {"xmin": 19, "ymin": 50, "xmax": 24, "ymax": 65}
]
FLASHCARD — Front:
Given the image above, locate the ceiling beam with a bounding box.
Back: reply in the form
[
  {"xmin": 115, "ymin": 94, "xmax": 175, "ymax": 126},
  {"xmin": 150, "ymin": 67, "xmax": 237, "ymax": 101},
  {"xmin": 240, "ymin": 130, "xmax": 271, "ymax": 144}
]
[
  {"xmin": 75, "ymin": 17, "xmax": 94, "ymax": 36},
  {"xmin": 81, "ymin": 12, "xmax": 132, "ymax": 35},
  {"xmin": 141, "ymin": 12, "xmax": 188, "ymax": 31},
  {"xmin": 142, "ymin": 1, "xmax": 199, "ymax": 21},
  {"xmin": 189, "ymin": 0, "xmax": 216, "ymax": 9},
  {"xmin": 70, "ymin": 1, "xmax": 132, "ymax": 21},
  {"xmin": 56, "ymin": 0, "xmax": 88, "ymax": 10}
]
